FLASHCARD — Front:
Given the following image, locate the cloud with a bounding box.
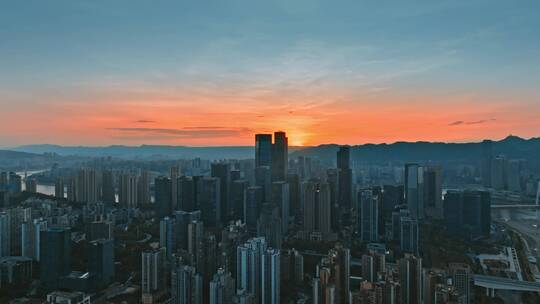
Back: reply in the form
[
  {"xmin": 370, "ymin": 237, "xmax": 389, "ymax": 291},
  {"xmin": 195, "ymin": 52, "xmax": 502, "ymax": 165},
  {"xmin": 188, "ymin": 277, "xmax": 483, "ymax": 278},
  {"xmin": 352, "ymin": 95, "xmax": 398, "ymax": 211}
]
[
  {"xmin": 449, "ymin": 119, "xmax": 495, "ymax": 126},
  {"xmin": 134, "ymin": 120, "xmax": 156, "ymax": 123},
  {"xmin": 107, "ymin": 127, "xmax": 252, "ymax": 139}
]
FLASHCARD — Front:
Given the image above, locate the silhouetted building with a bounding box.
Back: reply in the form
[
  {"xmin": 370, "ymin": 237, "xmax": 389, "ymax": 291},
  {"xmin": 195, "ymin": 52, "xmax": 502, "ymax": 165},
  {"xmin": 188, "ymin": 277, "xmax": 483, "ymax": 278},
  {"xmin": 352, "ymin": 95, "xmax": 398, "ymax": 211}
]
[
  {"xmin": 88, "ymin": 238, "xmax": 114, "ymax": 289},
  {"xmin": 271, "ymin": 131, "xmax": 288, "ymax": 182},
  {"xmin": 211, "ymin": 163, "xmax": 231, "ymax": 222},
  {"xmin": 255, "ymin": 134, "xmax": 273, "ymax": 168},
  {"xmin": 358, "ymin": 190, "xmax": 379, "ymax": 243},
  {"xmin": 405, "ymin": 164, "xmax": 424, "ymax": 220},
  {"xmin": 337, "ymin": 146, "xmax": 353, "ymax": 210},
  {"xmin": 40, "ymin": 227, "xmax": 71, "ymax": 291},
  {"xmin": 302, "ymin": 181, "xmax": 332, "ymax": 241},
  {"xmin": 399, "ymin": 254, "xmax": 422, "ymax": 304},
  {"xmin": 197, "ymin": 177, "xmax": 221, "ymax": 228}
]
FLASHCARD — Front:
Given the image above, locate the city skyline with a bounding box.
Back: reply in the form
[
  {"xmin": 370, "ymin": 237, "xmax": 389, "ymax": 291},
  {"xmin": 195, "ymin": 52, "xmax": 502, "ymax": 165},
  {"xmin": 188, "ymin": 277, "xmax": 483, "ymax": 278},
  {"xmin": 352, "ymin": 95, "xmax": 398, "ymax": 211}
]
[{"xmin": 1, "ymin": 1, "xmax": 540, "ymax": 147}]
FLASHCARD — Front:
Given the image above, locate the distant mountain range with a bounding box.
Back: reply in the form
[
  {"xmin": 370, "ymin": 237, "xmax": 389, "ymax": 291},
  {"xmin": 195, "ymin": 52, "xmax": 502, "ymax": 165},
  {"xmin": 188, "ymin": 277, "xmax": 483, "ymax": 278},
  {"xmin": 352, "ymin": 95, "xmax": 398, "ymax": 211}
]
[
  {"xmin": 6, "ymin": 136, "xmax": 540, "ymax": 167},
  {"xmin": 291, "ymin": 135, "xmax": 540, "ymax": 168}
]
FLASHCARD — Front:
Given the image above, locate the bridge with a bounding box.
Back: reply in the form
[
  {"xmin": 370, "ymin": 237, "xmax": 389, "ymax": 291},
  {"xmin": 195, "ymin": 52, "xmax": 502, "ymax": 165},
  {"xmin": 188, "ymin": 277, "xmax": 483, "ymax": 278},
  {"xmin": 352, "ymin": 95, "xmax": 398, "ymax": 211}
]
[
  {"xmin": 473, "ymin": 274, "xmax": 540, "ymax": 296},
  {"xmin": 491, "ymin": 204, "xmax": 540, "ymax": 209}
]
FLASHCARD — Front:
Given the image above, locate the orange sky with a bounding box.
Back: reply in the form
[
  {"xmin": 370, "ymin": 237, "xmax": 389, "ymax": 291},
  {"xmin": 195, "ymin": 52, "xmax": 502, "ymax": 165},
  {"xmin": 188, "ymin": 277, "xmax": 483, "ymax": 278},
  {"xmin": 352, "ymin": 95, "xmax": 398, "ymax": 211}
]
[{"xmin": 2, "ymin": 86, "xmax": 538, "ymax": 147}]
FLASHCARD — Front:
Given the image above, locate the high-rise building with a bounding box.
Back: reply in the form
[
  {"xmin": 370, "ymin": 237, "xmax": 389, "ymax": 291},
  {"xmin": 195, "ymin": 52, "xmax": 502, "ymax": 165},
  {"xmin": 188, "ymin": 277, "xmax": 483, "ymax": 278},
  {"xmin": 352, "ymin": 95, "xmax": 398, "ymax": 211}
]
[
  {"xmin": 245, "ymin": 187, "xmax": 263, "ymax": 232},
  {"xmin": 302, "ymin": 181, "xmax": 332, "ymax": 241},
  {"xmin": 444, "ymin": 190, "xmax": 491, "ymax": 239},
  {"xmin": 40, "ymin": 227, "xmax": 72, "ymax": 291},
  {"xmin": 211, "ymin": 163, "xmax": 231, "ymax": 222},
  {"xmin": 399, "ymin": 254, "xmax": 422, "ymax": 304},
  {"xmin": 314, "ymin": 244, "xmax": 350, "ymax": 304},
  {"xmin": 400, "ymin": 216, "xmax": 419, "ymax": 254},
  {"xmin": 286, "ymin": 173, "xmax": 301, "ymax": 223},
  {"xmin": 171, "ymin": 166, "xmax": 180, "ymax": 211},
  {"xmin": 209, "ymin": 268, "xmax": 235, "ymax": 304},
  {"xmin": 171, "ymin": 264, "xmax": 203, "ymax": 304},
  {"xmin": 137, "ymin": 171, "xmax": 151, "ymax": 206},
  {"xmin": 337, "ymin": 146, "xmax": 353, "ymax": 210},
  {"xmin": 491, "ymin": 155, "xmax": 508, "ymax": 190},
  {"xmin": 141, "ymin": 248, "xmax": 165, "ymax": 294},
  {"xmin": 257, "ymin": 203, "xmax": 282, "ymax": 249},
  {"xmin": 75, "ymin": 168, "xmax": 100, "ymax": 205},
  {"xmin": 231, "ymin": 180, "xmax": 248, "ymax": 221},
  {"xmin": 197, "ymin": 177, "xmax": 221, "ymax": 228},
  {"xmin": 54, "ymin": 177, "xmax": 64, "ymax": 198},
  {"xmin": 405, "ymin": 164, "xmax": 424, "ymax": 220},
  {"xmin": 119, "ymin": 172, "xmax": 138, "ymax": 208},
  {"xmin": 174, "ymin": 210, "xmax": 201, "ymax": 251},
  {"xmin": 101, "ymin": 170, "xmax": 115, "ymax": 203},
  {"xmin": 160, "ymin": 216, "xmax": 176, "ymax": 258},
  {"xmin": 25, "ymin": 177, "xmax": 37, "ymax": 193},
  {"xmin": 0, "ymin": 212, "xmax": 10, "ymax": 257},
  {"xmin": 236, "ymin": 237, "xmax": 267, "ymax": 302},
  {"xmin": 358, "ymin": 190, "xmax": 379, "ymax": 243},
  {"xmin": 481, "ymin": 140, "xmax": 493, "ymax": 187},
  {"xmin": 423, "ymin": 166, "xmax": 443, "ymax": 219},
  {"xmin": 255, "ymin": 134, "xmax": 273, "ymax": 168},
  {"xmin": 88, "ymin": 238, "xmax": 115, "ymax": 289},
  {"xmin": 155, "ymin": 176, "xmax": 172, "ymax": 218},
  {"xmin": 177, "ymin": 176, "xmax": 197, "ymax": 211},
  {"xmin": 255, "ymin": 166, "xmax": 272, "ymax": 203},
  {"xmin": 262, "ymin": 248, "xmax": 280, "ymax": 304},
  {"xmin": 21, "ymin": 218, "xmax": 47, "ymax": 261},
  {"xmin": 271, "ymin": 131, "xmax": 288, "ymax": 182},
  {"xmin": 272, "ymin": 181, "xmax": 290, "ymax": 235}
]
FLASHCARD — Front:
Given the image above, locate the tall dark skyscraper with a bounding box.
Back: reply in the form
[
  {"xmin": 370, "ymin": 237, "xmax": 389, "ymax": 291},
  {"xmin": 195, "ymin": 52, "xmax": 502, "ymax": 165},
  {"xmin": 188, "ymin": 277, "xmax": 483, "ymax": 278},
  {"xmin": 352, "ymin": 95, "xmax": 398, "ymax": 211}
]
[
  {"xmin": 177, "ymin": 176, "xmax": 198, "ymax": 211},
  {"xmin": 155, "ymin": 176, "xmax": 172, "ymax": 219},
  {"xmin": 337, "ymin": 146, "xmax": 353, "ymax": 210},
  {"xmin": 271, "ymin": 131, "xmax": 288, "ymax": 182},
  {"xmin": 423, "ymin": 166, "xmax": 443, "ymax": 219},
  {"xmin": 255, "ymin": 134, "xmax": 273, "ymax": 168},
  {"xmin": 88, "ymin": 238, "xmax": 115, "ymax": 289},
  {"xmin": 405, "ymin": 163, "xmax": 424, "ymax": 220},
  {"xmin": 399, "ymin": 254, "xmax": 422, "ymax": 304},
  {"xmin": 40, "ymin": 227, "xmax": 71, "ymax": 291},
  {"xmin": 444, "ymin": 189, "xmax": 491, "ymax": 239},
  {"xmin": 175, "ymin": 210, "xmax": 202, "ymax": 250},
  {"xmin": 211, "ymin": 163, "xmax": 231, "ymax": 222},
  {"xmin": 197, "ymin": 177, "xmax": 221, "ymax": 228},
  {"xmin": 231, "ymin": 179, "xmax": 248, "ymax": 221},
  {"xmin": 101, "ymin": 170, "xmax": 115, "ymax": 203}
]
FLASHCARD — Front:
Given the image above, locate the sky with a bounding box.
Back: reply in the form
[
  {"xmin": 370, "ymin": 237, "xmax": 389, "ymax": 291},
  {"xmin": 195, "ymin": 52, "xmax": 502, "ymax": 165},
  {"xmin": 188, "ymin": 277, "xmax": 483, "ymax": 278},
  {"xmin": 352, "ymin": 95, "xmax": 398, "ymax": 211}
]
[{"xmin": 1, "ymin": 0, "xmax": 539, "ymax": 147}]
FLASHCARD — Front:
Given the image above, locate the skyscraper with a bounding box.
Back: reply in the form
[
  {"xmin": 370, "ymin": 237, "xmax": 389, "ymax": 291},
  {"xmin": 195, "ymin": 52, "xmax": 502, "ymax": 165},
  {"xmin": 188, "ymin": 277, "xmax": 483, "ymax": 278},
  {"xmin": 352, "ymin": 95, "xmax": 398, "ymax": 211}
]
[
  {"xmin": 54, "ymin": 177, "xmax": 64, "ymax": 198},
  {"xmin": 209, "ymin": 268, "xmax": 235, "ymax": 304},
  {"xmin": 137, "ymin": 170, "xmax": 151, "ymax": 206},
  {"xmin": 231, "ymin": 179, "xmax": 248, "ymax": 221},
  {"xmin": 236, "ymin": 237, "xmax": 267, "ymax": 302},
  {"xmin": 197, "ymin": 177, "xmax": 221, "ymax": 228},
  {"xmin": 141, "ymin": 248, "xmax": 165, "ymax": 294},
  {"xmin": 255, "ymin": 166, "xmax": 272, "ymax": 203},
  {"xmin": 423, "ymin": 166, "xmax": 443, "ymax": 219},
  {"xmin": 101, "ymin": 170, "xmax": 115, "ymax": 203},
  {"xmin": 160, "ymin": 216, "xmax": 176, "ymax": 258},
  {"xmin": 88, "ymin": 238, "xmax": 115, "ymax": 289},
  {"xmin": 405, "ymin": 164, "xmax": 424, "ymax": 220},
  {"xmin": 211, "ymin": 162, "xmax": 231, "ymax": 222},
  {"xmin": 272, "ymin": 181, "xmax": 290, "ymax": 235},
  {"xmin": 337, "ymin": 146, "xmax": 353, "ymax": 210},
  {"xmin": 255, "ymin": 134, "xmax": 273, "ymax": 168},
  {"xmin": 40, "ymin": 227, "xmax": 72, "ymax": 291},
  {"xmin": 257, "ymin": 203, "xmax": 282, "ymax": 250},
  {"xmin": 155, "ymin": 176, "xmax": 172, "ymax": 218},
  {"xmin": 314, "ymin": 244, "xmax": 350, "ymax": 304},
  {"xmin": 171, "ymin": 264, "xmax": 203, "ymax": 304},
  {"xmin": 119, "ymin": 172, "xmax": 138, "ymax": 208},
  {"xmin": 177, "ymin": 176, "xmax": 197, "ymax": 211},
  {"xmin": 302, "ymin": 181, "xmax": 332, "ymax": 241},
  {"xmin": 400, "ymin": 216, "xmax": 419, "ymax": 254},
  {"xmin": 0, "ymin": 212, "xmax": 10, "ymax": 257},
  {"xmin": 358, "ymin": 190, "xmax": 379, "ymax": 243},
  {"xmin": 262, "ymin": 248, "xmax": 280, "ymax": 304},
  {"xmin": 174, "ymin": 210, "xmax": 201, "ymax": 251},
  {"xmin": 271, "ymin": 131, "xmax": 288, "ymax": 182},
  {"xmin": 399, "ymin": 254, "xmax": 422, "ymax": 304},
  {"xmin": 245, "ymin": 186, "xmax": 263, "ymax": 232},
  {"xmin": 21, "ymin": 218, "xmax": 47, "ymax": 261},
  {"xmin": 481, "ymin": 140, "xmax": 493, "ymax": 187}
]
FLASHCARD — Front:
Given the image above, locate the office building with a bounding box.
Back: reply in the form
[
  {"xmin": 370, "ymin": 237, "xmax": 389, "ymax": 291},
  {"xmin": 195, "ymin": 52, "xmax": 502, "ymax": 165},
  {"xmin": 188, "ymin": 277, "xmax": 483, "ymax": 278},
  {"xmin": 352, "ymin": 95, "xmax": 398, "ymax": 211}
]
[
  {"xmin": 255, "ymin": 134, "xmax": 273, "ymax": 168},
  {"xmin": 171, "ymin": 264, "xmax": 203, "ymax": 304},
  {"xmin": 211, "ymin": 163, "xmax": 231, "ymax": 222},
  {"xmin": 302, "ymin": 181, "xmax": 332, "ymax": 241},
  {"xmin": 40, "ymin": 227, "xmax": 72, "ymax": 291},
  {"xmin": 197, "ymin": 177, "xmax": 221, "ymax": 228},
  {"xmin": 272, "ymin": 181, "xmax": 290, "ymax": 235},
  {"xmin": 236, "ymin": 237, "xmax": 267, "ymax": 302},
  {"xmin": 358, "ymin": 190, "xmax": 379, "ymax": 243},
  {"xmin": 400, "ymin": 216, "xmax": 419, "ymax": 254},
  {"xmin": 141, "ymin": 248, "xmax": 165, "ymax": 294},
  {"xmin": 337, "ymin": 146, "xmax": 353, "ymax": 210},
  {"xmin": 271, "ymin": 131, "xmax": 288, "ymax": 182},
  {"xmin": 88, "ymin": 238, "xmax": 115, "ymax": 289},
  {"xmin": 155, "ymin": 176, "xmax": 172, "ymax": 218},
  {"xmin": 399, "ymin": 254, "xmax": 422, "ymax": 304},
  {"xmin": 405, "ymin": 164, "xmax": 424, "ymax": 220},
  {"xmin": 262, "ymin": 248, "xmax": 280, "ymax": 304}
]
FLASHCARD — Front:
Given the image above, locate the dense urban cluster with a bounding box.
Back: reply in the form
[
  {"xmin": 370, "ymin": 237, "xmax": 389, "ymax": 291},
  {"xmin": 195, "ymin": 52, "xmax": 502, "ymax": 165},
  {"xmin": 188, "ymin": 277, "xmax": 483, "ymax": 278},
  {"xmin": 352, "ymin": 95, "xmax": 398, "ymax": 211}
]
[{"xmin": 0, "ymin": 134, "xmax": 539, "ymax": 304}]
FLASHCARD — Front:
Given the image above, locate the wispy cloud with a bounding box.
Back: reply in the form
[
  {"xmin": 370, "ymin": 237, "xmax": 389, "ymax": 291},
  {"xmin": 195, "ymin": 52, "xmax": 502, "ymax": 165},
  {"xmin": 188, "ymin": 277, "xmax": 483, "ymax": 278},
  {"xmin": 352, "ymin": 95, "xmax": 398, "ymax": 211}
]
[
  {"xmin": 107, "ymin": 127, "xmax": 252, "ymax": 139},
  {"xmin": 134, "ymin": 119, "xmax": 156, "ymax": 123},
  {"xmin": 449, "ymin": 119, "xmax": 496, "ymax": 126}
]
